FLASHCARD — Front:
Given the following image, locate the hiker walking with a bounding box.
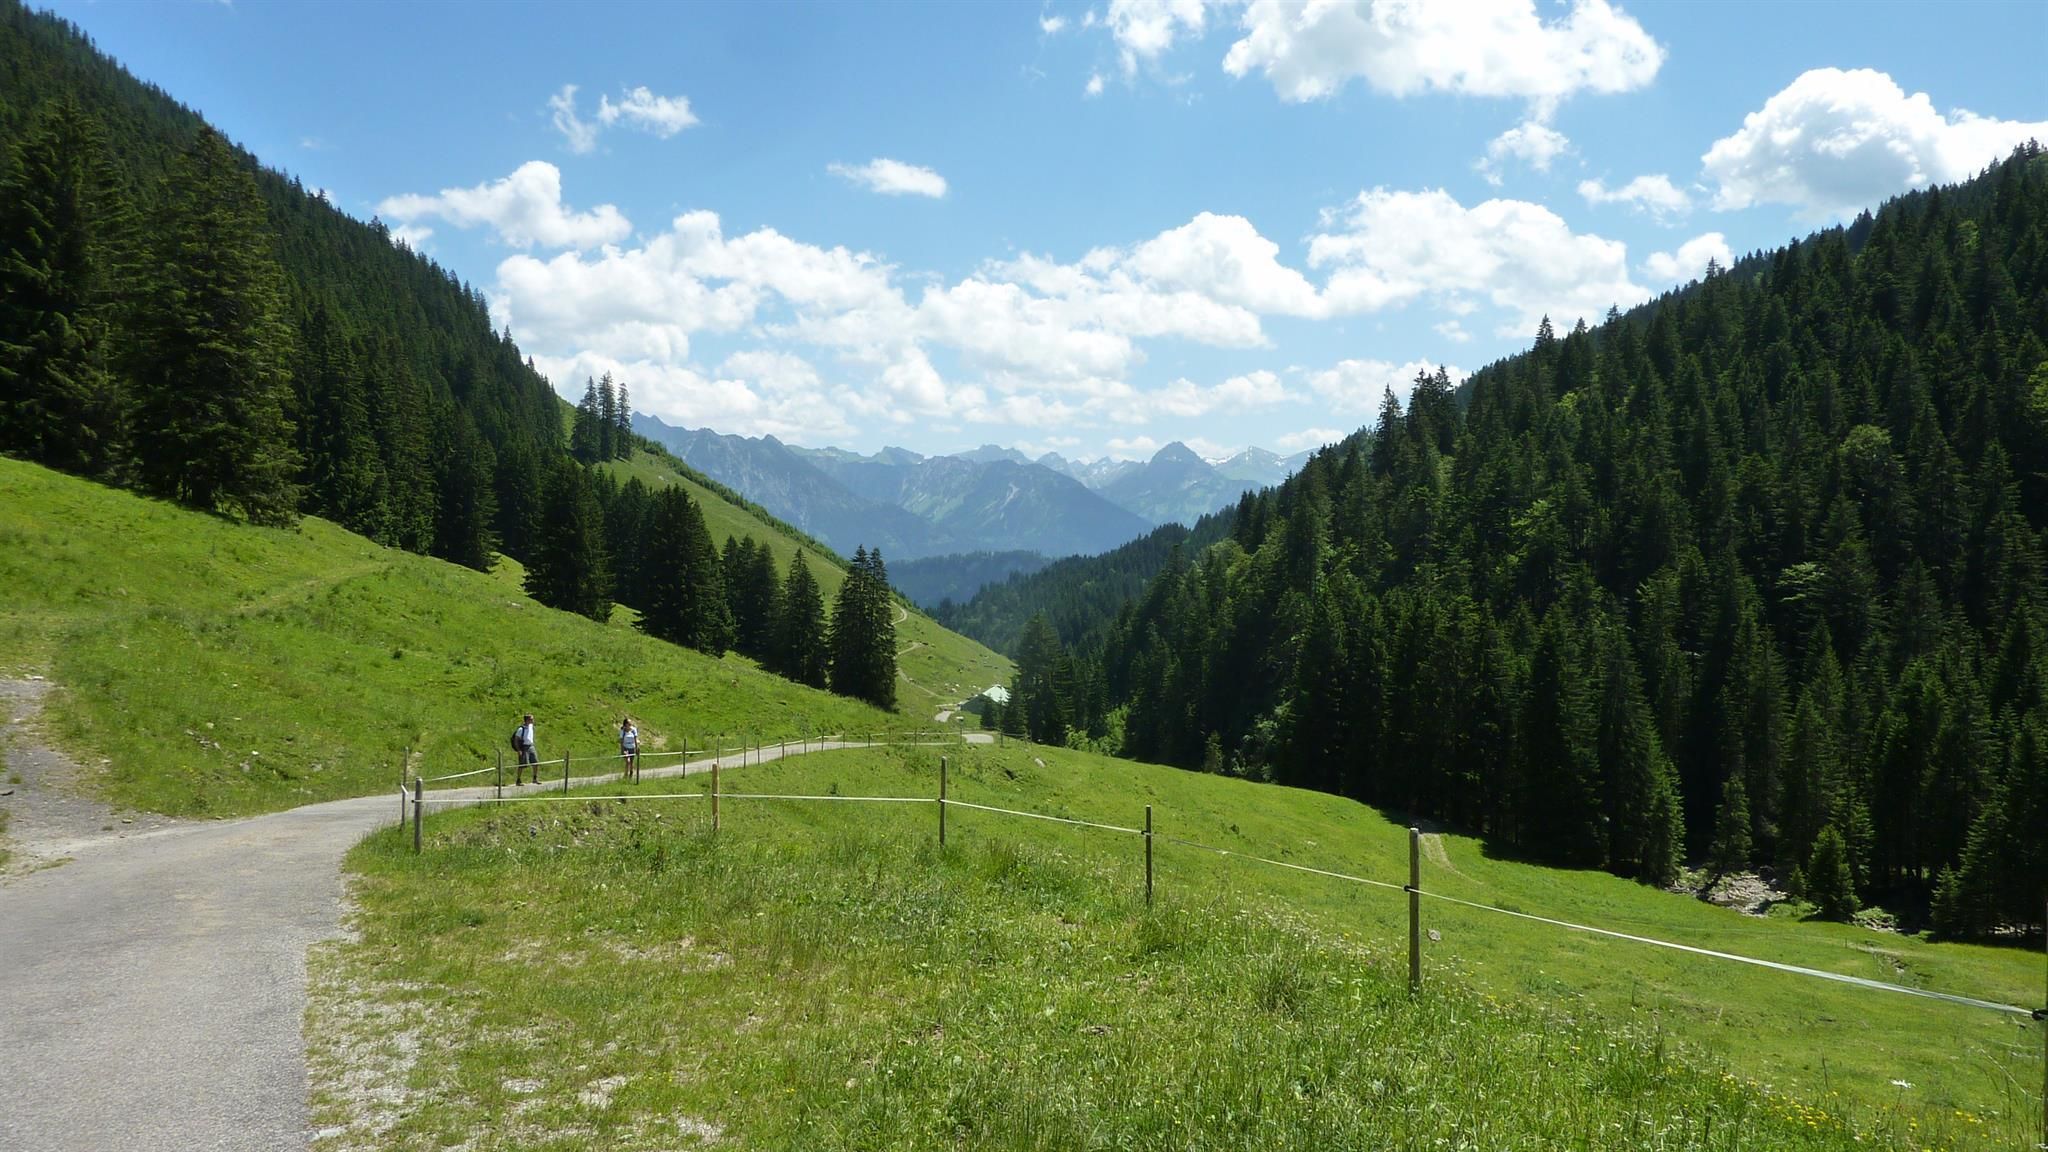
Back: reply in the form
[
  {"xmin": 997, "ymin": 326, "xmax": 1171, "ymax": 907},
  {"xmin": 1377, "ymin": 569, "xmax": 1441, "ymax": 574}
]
[
  {"xmin": 513, "ymin": 713, "xmax": 538, "ymax": 783},
  {"xmin": 619, "ymin": 717, "xmax": 640, "ymax": 782}
]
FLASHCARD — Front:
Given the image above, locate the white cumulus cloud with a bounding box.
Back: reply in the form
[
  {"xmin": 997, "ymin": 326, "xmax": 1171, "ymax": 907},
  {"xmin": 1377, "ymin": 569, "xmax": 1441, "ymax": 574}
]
[
  {"xmin": 1703, "ymin": 68, "xmax": 2048, "ymax": 218},
  {"xmin": 1112, "ymin": 369, "xmax": 1296, "ymax": 422},
  {"xmin": 548, "ymin": 84, "xmax": 600, "ymax": 154},
  {"xmin": 1477, "ymin": 119, "xmax": 1573, "ymax": 184},
  {"xmin": 1309, "ymin": 188, "xmax": 1645, "ymax": 335},
  {"xmin": 1641, "ymin": 231, "xmax": 1732, "ymax": 285},
  {"xmin": 828, "ymin": 158, "xmax": 950, "ymax": 198},
  {"xmin": 1578, "ymin": 173, "xmax": 1692, "ymax": 220},
  {"xmin": 1107, "ymin": 0, "xmax": 1207, "ymax": 76},
  {"xmin": 1222, "ymin": 0, "xmax": 1662, "ymax": 105},
  {"xmin": 1124, "ymin": 212, "xmax": 1326, "ymax": 316},
  {"xmin": 550, "ymin": 83, "xmax": 698, "ymax": 152},
  {"xmin": 378, "ymin": 161, "xmax": 631, "ymax": 250},
  {"xmin": 597, "ymin": 86, "xmax": 698, "ymax": 137}
]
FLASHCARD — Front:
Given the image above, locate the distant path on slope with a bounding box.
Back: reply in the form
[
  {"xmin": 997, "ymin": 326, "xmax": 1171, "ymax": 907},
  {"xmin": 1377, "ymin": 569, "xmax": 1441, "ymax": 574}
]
[{"xmin": 0, "ymin": 725, "xmax": 948, "ymax": 1152}]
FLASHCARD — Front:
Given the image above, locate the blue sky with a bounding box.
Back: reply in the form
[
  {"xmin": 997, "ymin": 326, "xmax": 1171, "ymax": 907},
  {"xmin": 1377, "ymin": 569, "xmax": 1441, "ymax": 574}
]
[{"xmin": 49, "ymin": 0, "xmax": 2048, "ymax": 462}]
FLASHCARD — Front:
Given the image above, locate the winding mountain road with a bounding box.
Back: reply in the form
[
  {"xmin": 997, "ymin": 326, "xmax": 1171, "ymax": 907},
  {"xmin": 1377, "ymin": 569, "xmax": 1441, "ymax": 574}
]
[{"xmin": 0, "ymin": 711, "xmax": 975, "ymax": 1152}]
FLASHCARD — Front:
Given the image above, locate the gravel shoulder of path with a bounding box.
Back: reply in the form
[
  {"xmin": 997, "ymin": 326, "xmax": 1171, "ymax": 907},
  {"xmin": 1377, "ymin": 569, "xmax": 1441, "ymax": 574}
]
[{"xmin": 0, "ymin": 678, "xmax": 185, "ymax": 876}]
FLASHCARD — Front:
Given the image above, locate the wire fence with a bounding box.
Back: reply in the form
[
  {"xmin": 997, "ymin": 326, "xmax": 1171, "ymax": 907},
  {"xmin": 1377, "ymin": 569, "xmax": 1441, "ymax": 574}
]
[{"xmin": 397, "ymin": 740, "xmax": 2048, "ymax": 1136}]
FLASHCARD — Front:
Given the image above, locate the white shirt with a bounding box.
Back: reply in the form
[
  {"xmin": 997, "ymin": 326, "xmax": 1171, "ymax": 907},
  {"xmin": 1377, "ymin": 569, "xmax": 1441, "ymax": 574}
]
[{"xmin": 518, "ymin": 722, "xmax": 535, "ymax": 749}]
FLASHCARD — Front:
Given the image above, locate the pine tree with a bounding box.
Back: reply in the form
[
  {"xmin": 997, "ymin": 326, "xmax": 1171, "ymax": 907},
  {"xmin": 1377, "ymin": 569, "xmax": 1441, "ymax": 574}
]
[
  {"xmin": 638, "ymin": 487, "xmax": 731, "ymax": 654},
  {"xmin": 296, "ymin": 304, "xmax": 385, "ymax": 536},
  {"xmin": 571, "ymin": 377, "xmax": 602, "ymax": 463},
  {"xmin": 1013, "ymin": 613, "xmax": 1070, "ymax": 745},
  {"xmin": 830, "ymin": 547, "xmax": 897, "ymax": 709},
  {"xmin": 611, "ymin": 379, "xmax": 632, "ymax": 459},
  {"xmin": 431, "ymin": 410, "xmax": 496, "ymax": 571},
  {"xmin": 1516, "ymin": 611, "xmax": 1604, "ymax": 866},
  {"xmin": 1805, "ymin": 825, "xmax": 1859, "ymax": 920},
  {"xmin": 523, "ymin": 462, "xmax": 611, "ymax": 622},
  {"xmin": 0, "ymin": 96, "xmax": 128, "ymax": 474},
  {"xmin": 1709, "ymin": 771, "xmax": 1754, "ymax": 876},
  {"xmin": 773, "ymin": 551, "xmax": 830, "ymax": 689},
  {"xmin": 130, "ymin": 127, "xmax": 301, "ymax": 523},
  {"xmin": 596, "ymin": 372, "xmax": 618, "ymax": 461}
]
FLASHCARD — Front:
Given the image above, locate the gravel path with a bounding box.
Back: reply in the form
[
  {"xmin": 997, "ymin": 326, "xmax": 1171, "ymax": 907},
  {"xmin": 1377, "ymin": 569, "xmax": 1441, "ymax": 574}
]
[{"xmin": 0, "ymin": 729, "xmax": 966, "ymax": 1151}]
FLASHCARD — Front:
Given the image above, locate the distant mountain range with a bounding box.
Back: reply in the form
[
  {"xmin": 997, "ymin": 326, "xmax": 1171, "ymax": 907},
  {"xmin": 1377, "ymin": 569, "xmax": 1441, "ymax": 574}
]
[
  {"xmin": 632, "ymin": 414, "xmax": 1318, "ymax": 575},
  {"xmin": 1043, "ymin": 442, "xmax": 1311, "ymax": 525}
]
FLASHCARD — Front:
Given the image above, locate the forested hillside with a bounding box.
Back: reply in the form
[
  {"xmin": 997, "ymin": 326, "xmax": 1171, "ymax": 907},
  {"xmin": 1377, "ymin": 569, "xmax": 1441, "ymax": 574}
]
[
  {"xmin": 1014, "ymin": 150, "xmax": 2048, "ymax": 937},
  {"xmin": 0, "ymin": 2, "xmax": 561, "ymax": 562},
  {"xmin": 934, "ymin": 516, "xmax": 1232, "ymax": 654}
]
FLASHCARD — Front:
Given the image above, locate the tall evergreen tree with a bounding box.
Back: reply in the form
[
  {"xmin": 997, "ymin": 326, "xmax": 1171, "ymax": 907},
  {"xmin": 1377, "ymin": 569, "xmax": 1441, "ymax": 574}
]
[
  {"xmin": 829, "ymin": 546, "xmax": 897, "ymax": 708},
  {"xmin": 523, "ymin": 461, "xmax": 610, "ymax": 622},
  {"xmin": 611, "ymin": 379, "xmax": 632, "ymax": 458},
  {"xmin": 129, "ymin": 127, "xmax": 300, "ymax": 523},
  {"xmin": 773, "ymin": 550, "xmax": 830, "ymax": 689},
  {"xmin": 571, "ymin": 377, "xmax": 603, "ymax": 463},
  {"xmin": 431, "ymin": 410, "xmax": 496, "ymax": 571},
  {"xmin": 0, "ymin": 95, "xmax": 128, "ymax": 473}
]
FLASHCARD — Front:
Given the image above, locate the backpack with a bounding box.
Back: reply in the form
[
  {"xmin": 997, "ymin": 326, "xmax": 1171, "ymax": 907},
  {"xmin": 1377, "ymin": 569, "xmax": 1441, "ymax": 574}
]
[{"xmin": 510, "ymin": 729, "xmax": 523, "ymax": 751}]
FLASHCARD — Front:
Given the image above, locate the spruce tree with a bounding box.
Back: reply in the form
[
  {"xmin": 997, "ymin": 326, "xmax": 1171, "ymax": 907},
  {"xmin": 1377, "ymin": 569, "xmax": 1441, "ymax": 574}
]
[
  {"xmin": 431, "ymin": 410, "xmax": 497, "ymax": 571},
  {"xmin": 773, "ymin": 551, "xmax": 830, "ymax": 689},
  {"xmin": 1013, "ymin": 613, "xmax": 1070, "ymax": 745},
  {"xmin": 635, "ymin": 486, "xmax": 691, "ymax": 644},
  {"xmin": 1709, "ymin": 771, "xmax": 1754, "ymax": 877},
  {"xmin": 1805, "ymin": 825, "xmax": 1859, "ymax": 920},
  {"xmin": 596, "ymin": 371, "xmax": 618, "ymax": 461},
  {"xmin": 0, "ymin": 96, "xmax": 128, "ymax": 474},
  {"xmin": 523, "ymin": 461, "xmax": 611, "ymax": 622},
  {"xmin": 571, "ymin": 378, "xmax": 602, "ymax": 462},
  {"xmin": 130, "ymin": 127, "xmax": 300, "ymax": 524},
  {"xmin": 611, "ymin": 380, "xmax": 632, "ymax": 459},
  {"xmin": 297, "ymin": 304, "xmax": 385, "ymax": 536},
  {"xmin": 675, "ymin": 493, "xmax": 733, "ymax": 655},
  {"xmin": 830, "ymin": 547, "xmax": 897, "ymax": 709}
]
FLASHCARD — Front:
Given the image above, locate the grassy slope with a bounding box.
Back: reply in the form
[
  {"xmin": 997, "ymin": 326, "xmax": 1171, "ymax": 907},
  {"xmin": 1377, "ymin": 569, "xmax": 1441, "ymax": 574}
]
[
  {"xmin": 0, "ymin": 458, "xmax": 926, "ymax": 817},
  {"xmin": 601, "ymin": 446, "xmax": 1013, "ymax": 709},
  {"xmin": 323, "ymin": 743, "xmax": 2043, "ymax": 1151}
]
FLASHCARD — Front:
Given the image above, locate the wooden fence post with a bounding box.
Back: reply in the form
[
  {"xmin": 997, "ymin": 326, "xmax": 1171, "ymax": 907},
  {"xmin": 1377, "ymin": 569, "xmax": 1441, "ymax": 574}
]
[
  {"xmin": 711, "ymin": 759, "xmax": 720, "ymax": 833},
  {"xmin": 411, "ymin": 778, "xmax": 423, "ymax": 854},
  {"xmin": 938, "ymin": 756, "xmax": 948, "ymax": 846},
  {"xmin": 495, "ymin": 748, "xmax": 503, "ymax": 800},
  {"xmin": 1408, "ymin": 826, "xmax": 1421, "ymax": 995},
  {"xmin": 563, "ymin": 753, "xmax": 571, "ymax": 795},
  {"xmin": 1145, "ymin": 805, "xmax": 1153, "ymax": 906},
  {"xmin": 2037, "ymin": 895, "xmax": 2047, "ymax": 1150}
]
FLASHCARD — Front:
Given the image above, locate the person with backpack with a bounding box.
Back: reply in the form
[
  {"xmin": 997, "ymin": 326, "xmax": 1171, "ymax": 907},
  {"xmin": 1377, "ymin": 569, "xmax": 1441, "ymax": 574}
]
[
  {"xmin": 513, "ymin": 713, "xmax": 538, "ymax": 783},
  {"xmin": 618, "ymin": 717, "xmax": 640, "ymax": 782}
]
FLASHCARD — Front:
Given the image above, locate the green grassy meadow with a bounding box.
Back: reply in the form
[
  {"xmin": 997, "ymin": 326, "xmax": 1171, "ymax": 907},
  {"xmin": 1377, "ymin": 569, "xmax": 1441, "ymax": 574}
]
[
  {"xmin": 320, "ymin": 742, "xmax": 2045, "ymax": 1151},
  {"xmin": 0, "ymin": 459, "xmax": 1004, "ymax": 817}
]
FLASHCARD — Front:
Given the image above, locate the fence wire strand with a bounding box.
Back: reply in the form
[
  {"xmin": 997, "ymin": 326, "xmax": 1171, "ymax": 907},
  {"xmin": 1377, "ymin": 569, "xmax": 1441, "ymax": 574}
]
[
  {"xmin": 944, "ymin": 799, "xmax": 1142, "ymax": 836},
  {"xmin": 1158, "ymin": 834, "xmax": 1410, "ymax": 895},
  {"xmin": 1414, "ymin": 888, "xmax": 2036, "ymax": 1017}
]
